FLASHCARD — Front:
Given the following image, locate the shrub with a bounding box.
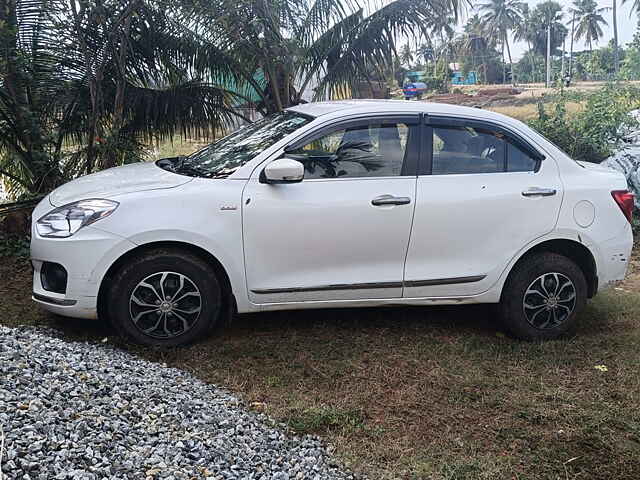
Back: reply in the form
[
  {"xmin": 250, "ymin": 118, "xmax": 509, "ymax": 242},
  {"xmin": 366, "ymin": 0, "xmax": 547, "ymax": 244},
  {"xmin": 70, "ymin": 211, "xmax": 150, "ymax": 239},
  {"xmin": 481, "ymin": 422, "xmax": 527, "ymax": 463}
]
[{"xmin": 528, "ymin": 83, "xmax": 640, "ymax": 163}]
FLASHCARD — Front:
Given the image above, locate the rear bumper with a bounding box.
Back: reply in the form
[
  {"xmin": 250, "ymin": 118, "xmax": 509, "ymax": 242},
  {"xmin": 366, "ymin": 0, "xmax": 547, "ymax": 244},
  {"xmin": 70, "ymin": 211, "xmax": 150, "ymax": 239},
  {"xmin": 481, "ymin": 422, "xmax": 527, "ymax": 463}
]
[{"xmin": 593, "ymin": 222, "xmax": 634, "ymax": 292}]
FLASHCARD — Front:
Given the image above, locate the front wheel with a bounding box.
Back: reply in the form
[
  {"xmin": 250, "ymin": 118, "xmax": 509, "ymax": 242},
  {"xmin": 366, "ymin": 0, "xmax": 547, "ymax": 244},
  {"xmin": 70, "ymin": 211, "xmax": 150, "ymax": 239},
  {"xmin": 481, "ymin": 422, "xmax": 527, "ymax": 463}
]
[
  {"xmin": 107, "ymin": 248, "xmax": 221, "ymax": 347},
  {"xmin": 499, "ymin": 252, "xmax": 587, "ymax": 340}
]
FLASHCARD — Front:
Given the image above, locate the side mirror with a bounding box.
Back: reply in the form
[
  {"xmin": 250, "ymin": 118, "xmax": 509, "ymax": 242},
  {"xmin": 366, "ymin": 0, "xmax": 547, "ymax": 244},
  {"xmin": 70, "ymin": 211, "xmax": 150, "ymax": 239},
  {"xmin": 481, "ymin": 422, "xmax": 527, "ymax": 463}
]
[{"xmin": 260, "ymin": 157, "xmax": 304, "ymax": 184}]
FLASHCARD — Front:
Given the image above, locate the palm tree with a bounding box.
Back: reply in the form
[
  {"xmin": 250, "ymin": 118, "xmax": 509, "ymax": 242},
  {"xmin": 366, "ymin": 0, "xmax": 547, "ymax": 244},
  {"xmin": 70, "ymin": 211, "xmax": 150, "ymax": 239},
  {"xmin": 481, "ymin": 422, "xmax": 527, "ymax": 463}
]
[
  {"xmin": 0, "ymin": 0, "xmax": 469, "ymax": 198},
  {"xmin": 480, "ymin": 0, "xmax": 524, "ymax": 85},
  {"xmin": 524, "ymin": 2, "xmax": 566, "ymax": 58},
  {"xmin": 622, "ymin": 0, "xmax": 640, "ymax": 15},
  {"xmin": 182, "ymin": 0, "xmax": 468, "ymax": 114},
  {"xmin": 400, "ymin": 44, "xmax": 414, "ymax": 68},
  {"xmin": 573, "ymin": 0, "xmax": 609, "ymax": 53},
  {"xmin": 459, "ymin": 15, "xmax": 493, "ymax": 83},
  {"xmin": 513, "ymin": 4, "xmax": 538, "ymax": 82},
  {"xmin": 0, "ymin": 0, "xmax": 245, "ymax": 197},
  {"xmin": 428, "ymin": 13, "xmax": 457, "ymax": 75}
]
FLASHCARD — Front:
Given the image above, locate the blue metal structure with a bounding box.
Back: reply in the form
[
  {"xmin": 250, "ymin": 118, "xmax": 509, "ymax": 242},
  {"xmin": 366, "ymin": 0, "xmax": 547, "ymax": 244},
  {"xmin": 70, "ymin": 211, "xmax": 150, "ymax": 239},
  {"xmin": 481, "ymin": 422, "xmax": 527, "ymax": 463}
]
[{"xmin": 451, "ymin": 71, "xmax": 477, "ymax": 85}]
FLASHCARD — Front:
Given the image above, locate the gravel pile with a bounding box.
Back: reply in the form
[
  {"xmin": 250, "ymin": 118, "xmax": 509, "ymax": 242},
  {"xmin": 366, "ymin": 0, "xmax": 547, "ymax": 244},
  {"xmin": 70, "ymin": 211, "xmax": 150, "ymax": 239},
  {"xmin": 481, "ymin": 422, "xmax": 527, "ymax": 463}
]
[{"xmin": 0, "ymin": 326, "xmax": 355, "ymax": 480}]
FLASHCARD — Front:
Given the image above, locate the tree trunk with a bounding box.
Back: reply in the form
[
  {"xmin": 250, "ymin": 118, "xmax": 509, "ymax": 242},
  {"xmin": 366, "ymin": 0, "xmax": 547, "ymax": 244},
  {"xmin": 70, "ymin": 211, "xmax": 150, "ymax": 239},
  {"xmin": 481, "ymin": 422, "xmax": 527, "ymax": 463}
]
[
  {"xmin": 613, "ymin": 0, "xmax": 619, "ymax": 74},
  {"xmin": 265, "ymin": 63, "xmax": 284, "ymax": 113},
  {"xmin": 501, "ymin": 38, "xmax": 506, "ymax": 84},
  {"xmin": 561, "ymin": 37, "xmax": 565, "ymax": 82},
  {"xmin": 546, "ymin": 24, "xmax": 551, "ymax": 87},
  {"xmin": 527, "ymin": 41, "xmax": 536, "ymax": 83},
  {"xmin": 69, "ymin": 0, "xmax": 99, "ymax": 174},
  {"xmin": 569, "ymin": 13, "xmax": 575, "ymax": 80},
  {"xmin": 105, "ymin": 12, "xmax": 135, "ymax": 170},
  {"xmin": 505, "ymin": 33, "xmax": 515, "ymax": 86}
]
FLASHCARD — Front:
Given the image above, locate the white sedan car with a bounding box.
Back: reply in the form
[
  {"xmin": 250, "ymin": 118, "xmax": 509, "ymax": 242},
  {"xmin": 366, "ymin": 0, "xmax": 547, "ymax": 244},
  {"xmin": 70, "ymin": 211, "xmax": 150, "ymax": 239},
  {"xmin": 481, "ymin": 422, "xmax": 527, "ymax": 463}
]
[{"xmin": 31, "ymin": 100, "xmax": 634, "ymax": 346}]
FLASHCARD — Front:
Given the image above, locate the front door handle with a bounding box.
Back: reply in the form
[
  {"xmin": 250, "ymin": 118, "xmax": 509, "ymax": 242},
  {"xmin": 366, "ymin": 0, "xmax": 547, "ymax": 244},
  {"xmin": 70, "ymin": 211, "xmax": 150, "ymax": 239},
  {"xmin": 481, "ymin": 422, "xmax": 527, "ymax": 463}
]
[
  {"xmin": 522, "ymin": 187, "xmax": 557, "ymax": 197},
  {"xmin": 371, "ymin": 194, "xmax": 411, "ymax": 206}
]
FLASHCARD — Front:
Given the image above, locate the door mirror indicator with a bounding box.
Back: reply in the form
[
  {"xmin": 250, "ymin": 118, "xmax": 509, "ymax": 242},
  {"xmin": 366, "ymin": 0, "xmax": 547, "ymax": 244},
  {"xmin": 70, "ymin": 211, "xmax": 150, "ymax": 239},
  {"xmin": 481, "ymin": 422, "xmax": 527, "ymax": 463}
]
[{"xmin": 260, "ymin": 158, "xmax": 304, "ymax": 184}]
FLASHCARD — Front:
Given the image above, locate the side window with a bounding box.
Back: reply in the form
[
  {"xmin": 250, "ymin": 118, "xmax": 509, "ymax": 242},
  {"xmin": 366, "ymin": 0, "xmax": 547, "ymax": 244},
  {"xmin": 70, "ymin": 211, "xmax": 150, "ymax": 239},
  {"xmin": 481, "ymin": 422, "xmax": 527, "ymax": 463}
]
[
  {"xmin": 430, "ymin": 123, "xmax": 540, "ymax": 175},
  {"xmin": 287, "ymin": 122, "xmax": 411, "ymax": 179},
  {"xmin": 432, "ymin": 126, "xmax": 505, "ymax": 175},
  {"xmin": 507, "ymin": 142, "xmax": 538, "ymax": 172}
]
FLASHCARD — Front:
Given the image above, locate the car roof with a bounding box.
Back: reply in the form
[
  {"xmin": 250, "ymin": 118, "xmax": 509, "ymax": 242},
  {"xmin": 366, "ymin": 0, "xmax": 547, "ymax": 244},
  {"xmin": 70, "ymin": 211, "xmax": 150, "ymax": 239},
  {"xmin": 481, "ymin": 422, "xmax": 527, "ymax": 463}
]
[{"xmin": 286, "ymin": 99, "xmax": 511, "ymax": 124}]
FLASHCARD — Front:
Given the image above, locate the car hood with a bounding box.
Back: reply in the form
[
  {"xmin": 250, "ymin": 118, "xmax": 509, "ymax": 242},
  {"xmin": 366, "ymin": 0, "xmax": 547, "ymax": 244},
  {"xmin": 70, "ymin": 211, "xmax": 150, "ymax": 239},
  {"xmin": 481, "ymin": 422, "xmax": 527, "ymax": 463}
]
[{"xmin": 49, "ymin": 161, "xmax": 193, "ymax": 206}]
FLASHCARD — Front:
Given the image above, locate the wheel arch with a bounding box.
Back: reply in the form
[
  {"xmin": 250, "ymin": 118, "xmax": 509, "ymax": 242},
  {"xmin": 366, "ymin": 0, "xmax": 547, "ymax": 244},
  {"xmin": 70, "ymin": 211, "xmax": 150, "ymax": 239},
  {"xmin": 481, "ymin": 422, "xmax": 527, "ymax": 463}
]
[
  {"xmin": 97, "ymin": 240, "xmax": 236, "ymax": 322},
  {"xmin": 503, "ymin": 238, "xmax": 598, "ymax": 299}
]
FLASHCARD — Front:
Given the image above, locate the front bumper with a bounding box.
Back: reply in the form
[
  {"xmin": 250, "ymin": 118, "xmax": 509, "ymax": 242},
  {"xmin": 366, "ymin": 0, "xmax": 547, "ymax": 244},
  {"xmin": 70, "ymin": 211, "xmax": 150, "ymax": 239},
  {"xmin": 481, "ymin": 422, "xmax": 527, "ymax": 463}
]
[{"xmin": 31, "ymin": 223, "xmax": 136, "ymax": 319}]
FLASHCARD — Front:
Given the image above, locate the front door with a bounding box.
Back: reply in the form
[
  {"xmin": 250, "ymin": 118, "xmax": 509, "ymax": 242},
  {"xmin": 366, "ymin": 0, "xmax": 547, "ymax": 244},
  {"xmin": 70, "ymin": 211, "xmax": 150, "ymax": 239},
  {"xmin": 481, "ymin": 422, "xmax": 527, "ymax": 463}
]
[
  {"xmin": 243, "ymin": 115, "xmax": 419, "ymax": 304},
  {"xmin": 403, "ymin": 116, "xmax": 563, "ymax": 298}
]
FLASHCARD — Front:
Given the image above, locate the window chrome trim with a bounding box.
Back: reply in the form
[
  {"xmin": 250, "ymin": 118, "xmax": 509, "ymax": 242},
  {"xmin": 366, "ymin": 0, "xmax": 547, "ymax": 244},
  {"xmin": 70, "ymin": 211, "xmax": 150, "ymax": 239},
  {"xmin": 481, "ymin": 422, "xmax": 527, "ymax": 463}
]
[
  {"xmin": 282, "ymin": 114, "xmax": 421, "ymax": 178},
  {"xmin": 251, "ymin": 275, "xmax": 486, "ymax": 294},
  {"xmin": 297, "ymin": 175, "xmax": 416, "ymax": 183},
  {"xmin": 421, "ymin": 115, "xmax": 545, "ymax": 176}
]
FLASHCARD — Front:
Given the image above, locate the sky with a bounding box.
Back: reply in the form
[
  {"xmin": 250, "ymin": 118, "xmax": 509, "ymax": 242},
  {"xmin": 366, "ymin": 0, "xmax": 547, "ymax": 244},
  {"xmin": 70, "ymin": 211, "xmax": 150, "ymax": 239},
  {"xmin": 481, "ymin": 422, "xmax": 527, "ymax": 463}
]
[{"xmin": 467, "ymin": 0, "xmax": 638, "ymax": 60}]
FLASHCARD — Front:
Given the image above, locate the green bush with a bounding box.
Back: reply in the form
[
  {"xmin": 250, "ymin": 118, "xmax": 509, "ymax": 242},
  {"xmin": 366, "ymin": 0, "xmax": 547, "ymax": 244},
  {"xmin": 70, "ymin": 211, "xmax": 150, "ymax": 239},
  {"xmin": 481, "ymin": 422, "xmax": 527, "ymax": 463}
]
[
  {"xmin": 422, "ymin": 74, "xmax": 448, "ymax": 94},
  {"xmin": 528, "ymin": 83, "xmax": 640, "ymax": 163}
]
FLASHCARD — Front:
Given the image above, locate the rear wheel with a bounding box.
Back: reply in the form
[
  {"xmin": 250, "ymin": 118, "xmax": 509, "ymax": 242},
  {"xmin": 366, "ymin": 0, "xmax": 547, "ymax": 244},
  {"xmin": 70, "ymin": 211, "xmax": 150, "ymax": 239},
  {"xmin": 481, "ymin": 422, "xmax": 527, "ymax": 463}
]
[
  {"xmin": 499, "ymin": 252, "xmax": 587, "ymax": 340},
  {"xmin": 108, "ymin": 248, "xmax": 221, "ymax": 347}
]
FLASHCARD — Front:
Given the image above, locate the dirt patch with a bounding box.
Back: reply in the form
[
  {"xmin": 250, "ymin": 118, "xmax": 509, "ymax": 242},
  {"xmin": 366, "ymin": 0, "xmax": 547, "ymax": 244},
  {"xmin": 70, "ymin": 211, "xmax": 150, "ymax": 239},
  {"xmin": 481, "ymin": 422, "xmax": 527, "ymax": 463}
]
[
  {"xmin": 0, "ymin": 202, "xmax": 36, "ymax": 236},
  {"xmin": 475, "ymin": 87, "xmax": 522, "ymax": 97}
]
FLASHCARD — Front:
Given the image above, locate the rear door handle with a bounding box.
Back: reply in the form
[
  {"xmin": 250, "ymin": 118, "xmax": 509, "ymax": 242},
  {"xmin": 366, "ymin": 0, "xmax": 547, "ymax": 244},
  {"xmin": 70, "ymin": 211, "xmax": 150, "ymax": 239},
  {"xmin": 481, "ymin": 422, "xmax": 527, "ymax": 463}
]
[
  {"xmin": 522, "ymin": 187, "xmax": 557, "ymax": 197},
  {"xmin": 371, "ymin": 194, "xmax": 411, "ymax": 206}
]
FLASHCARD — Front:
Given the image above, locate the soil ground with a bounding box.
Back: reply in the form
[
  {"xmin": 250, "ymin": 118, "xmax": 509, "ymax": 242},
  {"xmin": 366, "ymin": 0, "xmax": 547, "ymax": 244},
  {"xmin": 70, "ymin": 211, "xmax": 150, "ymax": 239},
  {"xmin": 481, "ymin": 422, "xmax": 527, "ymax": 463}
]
[{"xmin": 2, "ymin": 246, "xmax": 640, "ymax": 479}]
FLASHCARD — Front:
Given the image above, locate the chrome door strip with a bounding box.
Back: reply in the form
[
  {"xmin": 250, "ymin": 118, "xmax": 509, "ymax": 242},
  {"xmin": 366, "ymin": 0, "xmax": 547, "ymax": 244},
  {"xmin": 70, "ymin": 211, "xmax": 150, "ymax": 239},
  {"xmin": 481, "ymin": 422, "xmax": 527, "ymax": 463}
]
[
  {"xmin": 403, "ymin": 275, "xmax": 486, "ymax": 288},
  {"xmin": 251, "ymin": 281, "xmax": 403, "ymax": 295},
  {"xmin": 251, "ymin": 275, "xmax": 485, "ymax": 294}
]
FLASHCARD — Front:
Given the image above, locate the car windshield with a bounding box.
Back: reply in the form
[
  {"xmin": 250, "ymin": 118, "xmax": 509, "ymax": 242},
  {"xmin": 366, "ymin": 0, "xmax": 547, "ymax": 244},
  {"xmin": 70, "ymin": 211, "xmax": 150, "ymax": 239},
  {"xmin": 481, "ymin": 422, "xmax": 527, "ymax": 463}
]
[{"xmin": 157, "ymin": 111, "xmax": 312, "ymax": 178}]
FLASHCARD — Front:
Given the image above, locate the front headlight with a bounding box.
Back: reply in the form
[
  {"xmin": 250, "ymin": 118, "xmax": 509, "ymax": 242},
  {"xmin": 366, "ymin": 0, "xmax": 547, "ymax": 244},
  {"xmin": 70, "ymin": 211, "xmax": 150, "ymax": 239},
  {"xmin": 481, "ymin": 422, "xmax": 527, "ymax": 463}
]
[{"xmin": 36, "ymin": 199, "xmax": 119, "ymax": 238}]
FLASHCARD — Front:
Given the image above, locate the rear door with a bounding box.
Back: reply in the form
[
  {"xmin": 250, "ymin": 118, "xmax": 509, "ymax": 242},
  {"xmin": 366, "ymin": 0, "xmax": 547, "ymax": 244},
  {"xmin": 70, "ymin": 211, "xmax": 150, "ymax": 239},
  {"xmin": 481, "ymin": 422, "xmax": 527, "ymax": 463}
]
[{"xmin": 403, "ymin": 116, "xmax": 563, "ymax": 298}]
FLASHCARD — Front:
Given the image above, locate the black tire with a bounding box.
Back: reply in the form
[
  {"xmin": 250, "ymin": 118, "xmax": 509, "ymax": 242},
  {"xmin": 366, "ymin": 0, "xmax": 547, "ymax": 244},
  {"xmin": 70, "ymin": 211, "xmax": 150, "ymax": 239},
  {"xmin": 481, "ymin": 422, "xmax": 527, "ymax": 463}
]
[
  {"xmin": 499, "ymin": 252, "xmax": 587, "ymax": 341},
  {"xmin": 108, "ymin": 248, "xmax": 221, "ymax": 347}
]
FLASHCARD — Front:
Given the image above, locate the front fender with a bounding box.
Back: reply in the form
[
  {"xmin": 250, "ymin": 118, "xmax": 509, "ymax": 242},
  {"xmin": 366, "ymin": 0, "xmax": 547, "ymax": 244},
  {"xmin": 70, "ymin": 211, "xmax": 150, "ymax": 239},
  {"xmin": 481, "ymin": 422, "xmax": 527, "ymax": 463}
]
[{"xmin": 87, "ymin": 179, "xmax": 250, "ymax": 311}]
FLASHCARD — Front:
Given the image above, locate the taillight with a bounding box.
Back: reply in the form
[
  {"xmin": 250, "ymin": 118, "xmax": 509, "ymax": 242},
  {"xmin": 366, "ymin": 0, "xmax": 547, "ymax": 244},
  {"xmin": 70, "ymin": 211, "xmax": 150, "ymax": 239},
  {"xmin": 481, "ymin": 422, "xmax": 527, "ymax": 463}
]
[{"xmin": 611, "ymin": 190, "xmax": 635, "ymax": 223}]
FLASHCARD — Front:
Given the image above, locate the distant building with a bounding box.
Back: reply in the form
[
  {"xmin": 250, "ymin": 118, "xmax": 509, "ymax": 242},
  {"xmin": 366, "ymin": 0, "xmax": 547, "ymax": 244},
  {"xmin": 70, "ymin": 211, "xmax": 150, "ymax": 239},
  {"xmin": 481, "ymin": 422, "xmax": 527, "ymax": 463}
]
[{"xmin": 451, "ymin": 71, "xmax": 477, "ymax": 86}]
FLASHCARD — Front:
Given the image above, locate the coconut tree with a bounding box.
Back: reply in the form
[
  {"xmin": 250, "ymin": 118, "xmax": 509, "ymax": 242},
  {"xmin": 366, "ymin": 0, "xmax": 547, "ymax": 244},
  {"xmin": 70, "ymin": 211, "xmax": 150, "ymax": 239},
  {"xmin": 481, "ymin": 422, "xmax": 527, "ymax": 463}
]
[
  {"xmin": 400, "ymin": 44, "xmax": 414, "ymax": 68},
  {"xmin": 480, "ymin": 0, "xmax": 524, "ymax": 85},
  {"xmin": 180, "ymin": 0, "xmax": 469, "ymax": 114},
  {"xmin": 573, "ymin": 0, "xmax": 609, "ymax": 53},
  {"xmin": 528, "ymin": 1, "xmax": 567, "ymax": 58},
  {"xmin": 1, "ymin": 0, "xmax": 470, "ymax": 198},
  {"xmin": 459, "ymin": 14, "xmax": 494, "ymax": 83},
  {"xmin": 428, "ymin": 13, "xmax": 457, "ymax": 75},
  {"xmin": 0, "ymin": 0, "xmax": 247, "ymax": 197},
  {"xmin": 513, "ymin": 3, "xmax": 538, "ymax": 82},
  {"xmin": 622, "ymin": 0, "xmax": 640, "ymax": 16}
]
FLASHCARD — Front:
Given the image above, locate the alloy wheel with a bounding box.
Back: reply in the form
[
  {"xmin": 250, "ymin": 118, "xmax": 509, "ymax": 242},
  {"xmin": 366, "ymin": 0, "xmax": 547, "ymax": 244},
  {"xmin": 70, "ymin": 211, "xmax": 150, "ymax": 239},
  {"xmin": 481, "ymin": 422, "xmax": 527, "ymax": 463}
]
[
  {"xmin": 522, "ymin": 272, "xmax": 577, "ymax": 330},
  {"xmin": 129, "ymin": 271, "xmax": 202, "ymax": 339}
]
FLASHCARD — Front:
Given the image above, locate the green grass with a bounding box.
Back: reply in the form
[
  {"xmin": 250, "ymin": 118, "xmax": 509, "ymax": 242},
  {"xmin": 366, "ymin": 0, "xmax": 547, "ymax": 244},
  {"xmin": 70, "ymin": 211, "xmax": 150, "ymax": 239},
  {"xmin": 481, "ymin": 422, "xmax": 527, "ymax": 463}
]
[
  {"xmin": 286, "ymin": 405, "xmax": 366, "ymax": 435},
  {"xmin": 2, "ymin": 254, "xmax": 640, "ymax": 479}
]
